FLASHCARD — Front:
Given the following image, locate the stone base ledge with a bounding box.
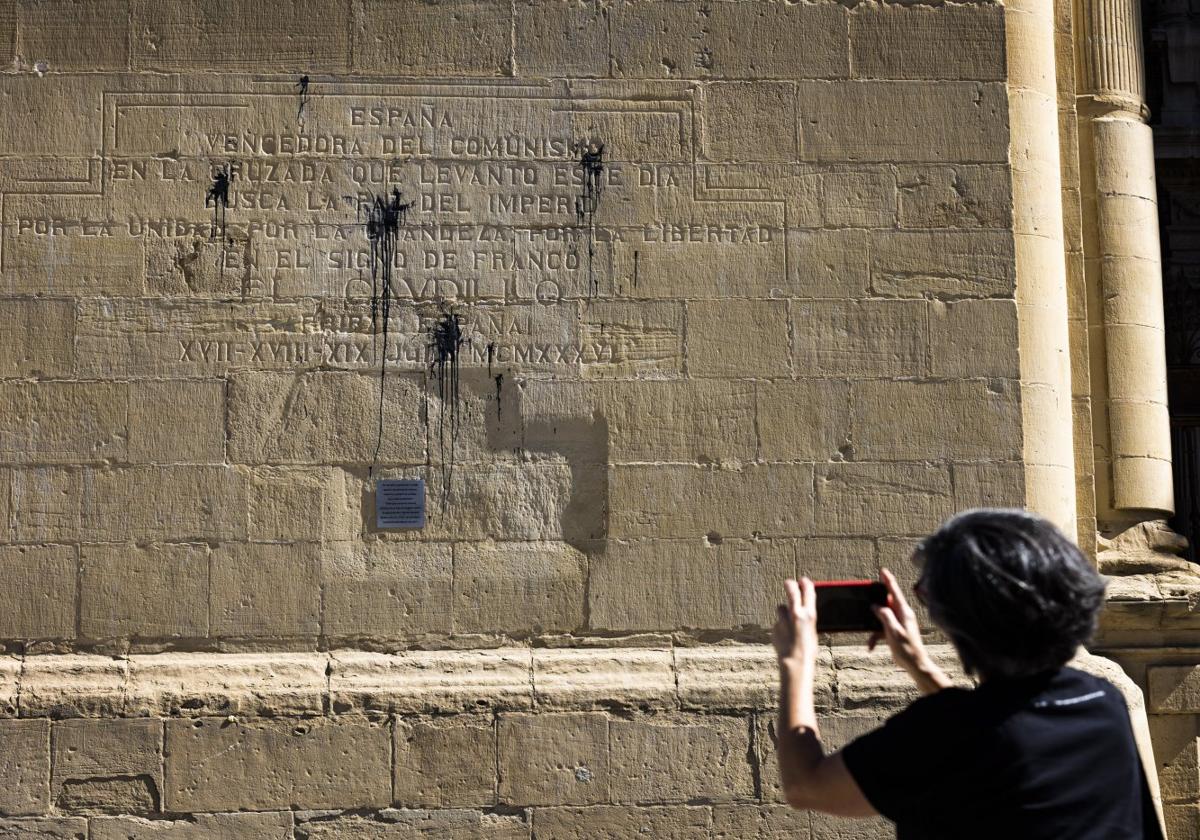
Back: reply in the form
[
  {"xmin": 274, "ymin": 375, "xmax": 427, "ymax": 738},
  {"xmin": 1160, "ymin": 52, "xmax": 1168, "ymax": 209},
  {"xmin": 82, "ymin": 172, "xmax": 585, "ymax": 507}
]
[
  {"xmin": 1148, "ymin": 666, "xmax": 1200, "ymax": 714},
  {"xmin": 0, "ymin": 644, "xmax": 971, "ymax": 720},
  {"xmin": 1097, "ymin": 573, "xmax": 1200, "ymax": 648},
  {"xmin": 0, "ymin": 648, "xmax": 1162, "ymax": 835}
]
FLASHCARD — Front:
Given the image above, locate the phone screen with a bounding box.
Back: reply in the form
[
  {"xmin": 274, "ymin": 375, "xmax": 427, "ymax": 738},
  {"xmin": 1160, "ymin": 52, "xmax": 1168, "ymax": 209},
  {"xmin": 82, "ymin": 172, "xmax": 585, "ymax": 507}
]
[{"xmin": 814, "ymin": 581, "xmax": 888, "ymax": 633}]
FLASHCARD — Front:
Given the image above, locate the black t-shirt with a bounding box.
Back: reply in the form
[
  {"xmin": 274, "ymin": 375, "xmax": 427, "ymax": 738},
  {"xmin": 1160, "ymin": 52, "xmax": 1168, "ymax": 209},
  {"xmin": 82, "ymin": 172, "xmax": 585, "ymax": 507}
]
[{"xmin": 841, "ymin": 667, "xmax": 1163, "ymax": 840}]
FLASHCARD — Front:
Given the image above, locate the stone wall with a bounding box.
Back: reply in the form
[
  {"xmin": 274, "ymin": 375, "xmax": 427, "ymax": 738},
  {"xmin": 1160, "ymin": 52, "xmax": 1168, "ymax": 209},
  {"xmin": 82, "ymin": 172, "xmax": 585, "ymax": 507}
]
[
  {"xmin": 0, "ymin": 645, "xmax": 968, "ymax": 839},
  {"xmin": 0, "ymin": 1, "xmax": 1021, "ymax": 837}
]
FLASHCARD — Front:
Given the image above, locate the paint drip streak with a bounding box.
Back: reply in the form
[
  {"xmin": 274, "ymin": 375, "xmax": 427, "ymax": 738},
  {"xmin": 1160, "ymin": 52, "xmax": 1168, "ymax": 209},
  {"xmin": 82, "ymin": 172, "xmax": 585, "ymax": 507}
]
[
  {"xmin": 206, "ymin": 165, "xmax": 231, "ymax": 240},
  {"xmin": 296, "ymin": 75, "xmax": 310, "ymax": 124},
  {"xmin": 575, "ymin": 143, "xmax": 605, "ymax": 297},
  {"xmin": 367, "ymin": 188, "xmax": 412, "ymax": 464},
  {"xmin": 429, "ymin": 311, "xmax": 466, "ymax": 508}
]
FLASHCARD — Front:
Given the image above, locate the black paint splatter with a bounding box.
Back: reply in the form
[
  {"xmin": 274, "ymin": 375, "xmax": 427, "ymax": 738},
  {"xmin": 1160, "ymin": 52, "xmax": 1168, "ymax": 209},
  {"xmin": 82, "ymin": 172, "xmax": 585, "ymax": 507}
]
[
  {"xmin": 206, "ymin": 165, "xmax": 231, "ymax": 240},
  {"xmin": 428, "ymin": 310, "xmax": 467, "ymax": 507},
  {"xmin": 575, "ymin": 142, "xmax": 605, "ymax": 224},
  {"xmin": 494, "ymin": 373, "xmax": 503, "ymax": 420},
  {"xmin": 366, "ymin": 187, "xmax": 413, "ymax": 463},
  {"xmin": 296, "ymin": 75, "xmax": 310, "ymax": 124},
  {"xmin": 575, "ymin": 141, "xmax": 605, "ymax": 297}
]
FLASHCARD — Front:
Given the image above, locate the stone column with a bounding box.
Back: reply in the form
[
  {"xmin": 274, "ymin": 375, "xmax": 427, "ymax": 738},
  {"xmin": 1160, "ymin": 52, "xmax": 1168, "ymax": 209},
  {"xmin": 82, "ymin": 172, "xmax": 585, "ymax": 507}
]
[
  {"xmin": 1074, "ymin": 0, "xmax": 1184, "ymax": 566},
  {"xmin": 1006, "ymin": 0, "xmax": 1078, "ymax": 537}
]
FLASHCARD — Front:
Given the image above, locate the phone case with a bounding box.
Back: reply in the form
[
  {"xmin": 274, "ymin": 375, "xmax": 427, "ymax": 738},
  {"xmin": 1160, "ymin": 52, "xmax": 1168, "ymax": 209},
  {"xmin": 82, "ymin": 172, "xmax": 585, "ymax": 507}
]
[{"xmin": 812, "ymin": 580, "xmax": 888, "ymax": 633}]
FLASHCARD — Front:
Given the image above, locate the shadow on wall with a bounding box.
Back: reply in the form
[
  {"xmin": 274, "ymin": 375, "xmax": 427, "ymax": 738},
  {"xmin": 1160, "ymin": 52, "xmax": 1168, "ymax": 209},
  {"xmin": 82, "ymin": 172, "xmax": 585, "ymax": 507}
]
[
  {"xmin": 358, "ymin": 367, "xmax": 609, "ymax": 557},
  {"xmin": 524, "ymin": 412, "xmax": 610, "ymax": 555},
  {"xmin": 489, "ymin": 367, "xmax": 610, "ymax": 556}
]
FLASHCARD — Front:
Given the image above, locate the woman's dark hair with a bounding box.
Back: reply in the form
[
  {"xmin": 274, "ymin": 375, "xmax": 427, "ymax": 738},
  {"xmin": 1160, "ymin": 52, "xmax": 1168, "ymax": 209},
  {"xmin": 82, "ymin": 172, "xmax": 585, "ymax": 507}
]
[{"xmin": 915, "ymin": 508, "xmax": 1107, "ymax": 681}]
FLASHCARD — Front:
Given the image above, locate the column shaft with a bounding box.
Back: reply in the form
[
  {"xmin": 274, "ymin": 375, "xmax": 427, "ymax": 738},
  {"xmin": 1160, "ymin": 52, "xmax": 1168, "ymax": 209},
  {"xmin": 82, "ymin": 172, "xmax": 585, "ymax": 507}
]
[{"xmin": 1075, "ymin": 0, "xmax": 1175, "ymax": 522}]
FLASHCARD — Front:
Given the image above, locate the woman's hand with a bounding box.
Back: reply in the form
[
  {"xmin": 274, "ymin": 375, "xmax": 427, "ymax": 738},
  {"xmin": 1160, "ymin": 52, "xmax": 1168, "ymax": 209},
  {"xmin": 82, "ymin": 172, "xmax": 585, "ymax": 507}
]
[
  {"xmin": 869, "ymin": 568, "xmax": 951, "ymax": 695},
  {"xmin": 773, "ymin": 578, "xmax": 820, "ymax": 666}
]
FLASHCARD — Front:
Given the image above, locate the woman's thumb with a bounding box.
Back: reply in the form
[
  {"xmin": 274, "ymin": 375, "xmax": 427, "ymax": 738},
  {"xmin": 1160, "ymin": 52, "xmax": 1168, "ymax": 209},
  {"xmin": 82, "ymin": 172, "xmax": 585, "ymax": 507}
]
[{"xmin": 873, "ymin": 605, "xmax": 904, "ymax": 638}]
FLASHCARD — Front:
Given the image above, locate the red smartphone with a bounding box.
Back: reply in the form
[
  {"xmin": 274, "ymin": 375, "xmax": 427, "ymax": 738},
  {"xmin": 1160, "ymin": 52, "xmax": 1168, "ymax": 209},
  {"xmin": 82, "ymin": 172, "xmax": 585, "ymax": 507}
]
[{"xmin": 813, "ymin": 580, "xmax": 888, "ymax": 633}]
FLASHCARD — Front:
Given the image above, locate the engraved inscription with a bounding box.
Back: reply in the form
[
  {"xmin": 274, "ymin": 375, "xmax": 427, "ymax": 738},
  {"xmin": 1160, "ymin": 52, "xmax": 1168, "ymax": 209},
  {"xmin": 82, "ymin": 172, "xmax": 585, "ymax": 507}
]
[{"xmin": 5, "ymin": 80, "xmax": 784, "ymax": 369}]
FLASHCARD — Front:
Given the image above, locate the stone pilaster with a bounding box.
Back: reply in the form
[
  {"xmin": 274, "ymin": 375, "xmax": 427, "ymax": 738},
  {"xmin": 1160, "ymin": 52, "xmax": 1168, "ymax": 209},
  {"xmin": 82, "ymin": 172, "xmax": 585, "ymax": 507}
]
[{"xmin": 1006, "ymin": 0, "xmax": 1078, "ymax": 537}]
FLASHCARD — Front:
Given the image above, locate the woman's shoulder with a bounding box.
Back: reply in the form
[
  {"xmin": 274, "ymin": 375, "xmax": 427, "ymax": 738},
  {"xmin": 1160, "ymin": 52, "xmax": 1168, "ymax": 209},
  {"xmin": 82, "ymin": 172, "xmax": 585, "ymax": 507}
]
[
  {"xmin": 976, "ymin": 666, "xmax": 1130, "ymax": 727},
  {"xmin": 1058, "ymin": 665, "xmax": 1116, "ymax": 688},
  {"xmin": 1044, "ymin": 667, "xmax": 1130, "ymax": 714},
  {"xmin": 889, "ymin": 684, "xmax": 980, "ymax": 727},
  {"xmin": 886, "ymin": 666, "xmax": 1127, "ymax": 733}
]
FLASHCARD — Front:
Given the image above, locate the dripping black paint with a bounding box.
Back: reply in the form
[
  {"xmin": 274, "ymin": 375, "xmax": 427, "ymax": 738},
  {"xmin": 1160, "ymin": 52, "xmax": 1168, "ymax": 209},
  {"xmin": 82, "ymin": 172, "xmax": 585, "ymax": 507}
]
[
  {"xmin": 296, "ymin": 75, "xmax": 310, "ymax": 124},
  {"xmin": 428, "ymin": 310, "xmax": 467, "ymax": 508},
  {"xmin": 575, "ymin": 142, "xmax": 605, "ymax": 297},
  {"xmin": 366, "ymin": 188, "xmax": 412, "ymax": 464},
  {"xmin": 206, "ymin": 165, "xmax": 231, "ymax": 240},
  {"xmin": 486, "ymin": 342, "xmax": 503, "ymax": 422}
]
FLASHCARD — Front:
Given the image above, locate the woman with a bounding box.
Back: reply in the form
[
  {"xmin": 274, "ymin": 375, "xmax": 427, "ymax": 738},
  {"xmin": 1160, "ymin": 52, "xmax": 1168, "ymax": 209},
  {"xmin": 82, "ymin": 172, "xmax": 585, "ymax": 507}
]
[{"xmin": 772, "ymin": 508, "xmax": 1163, "ymax": 839}]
